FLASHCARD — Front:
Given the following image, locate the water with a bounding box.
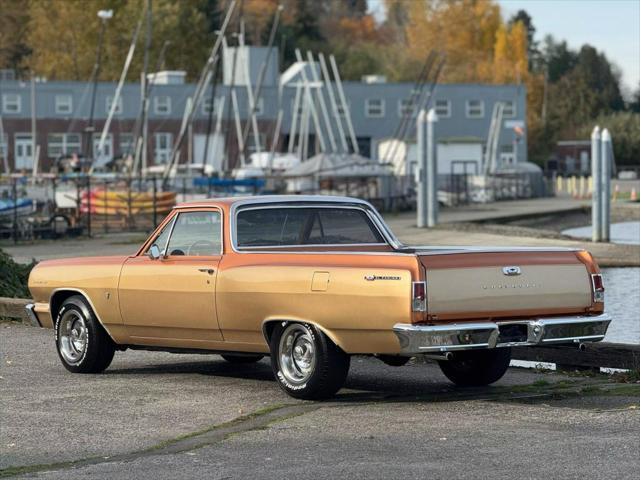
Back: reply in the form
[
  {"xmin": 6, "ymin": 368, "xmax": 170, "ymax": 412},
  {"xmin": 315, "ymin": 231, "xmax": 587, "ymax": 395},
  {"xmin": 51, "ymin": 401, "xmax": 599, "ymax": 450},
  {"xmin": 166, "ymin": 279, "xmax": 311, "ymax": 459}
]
[
  {"xmin": 563, "ymin": 221, "xmax": 640, "ymax": 245},
  {"xmin": 602, "ymin": 267, "xmax": 640, "ymax": 345},
  {"xmin": 560, "ymin": 222, "xmax": 639, "ymax": 344}
]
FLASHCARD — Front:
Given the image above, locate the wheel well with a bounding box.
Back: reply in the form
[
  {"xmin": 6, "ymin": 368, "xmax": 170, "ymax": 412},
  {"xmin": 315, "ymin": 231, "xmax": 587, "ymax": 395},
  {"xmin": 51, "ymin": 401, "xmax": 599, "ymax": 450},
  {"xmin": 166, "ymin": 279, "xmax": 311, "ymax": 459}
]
[
  {"xmin": 262, "ymin": 320, "xmax": 280, "ymax": 344},
  {"xmin": 262, "ymin": 319, "xmax": 343, "ymax": 351},
  {"xmin": 50, "ymin": 290, "xmax": 82, "ymax": 320}
]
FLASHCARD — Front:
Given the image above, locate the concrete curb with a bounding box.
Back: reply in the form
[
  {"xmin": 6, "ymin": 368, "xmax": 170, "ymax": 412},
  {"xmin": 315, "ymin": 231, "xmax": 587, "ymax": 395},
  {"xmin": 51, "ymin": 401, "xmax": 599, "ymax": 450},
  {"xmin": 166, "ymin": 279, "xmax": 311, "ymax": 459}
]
[{"xmin": 0, "ymin": 297, "xmax": 30, "ymax": 323}]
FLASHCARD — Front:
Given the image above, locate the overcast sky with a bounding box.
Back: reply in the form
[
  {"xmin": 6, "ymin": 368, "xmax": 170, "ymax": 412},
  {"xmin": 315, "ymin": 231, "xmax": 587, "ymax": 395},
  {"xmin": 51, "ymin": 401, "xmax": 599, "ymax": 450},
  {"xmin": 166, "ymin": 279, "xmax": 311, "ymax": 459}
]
[{"xmin": 367, "ymin": 0, "xmax": 640, "ymax": 94}]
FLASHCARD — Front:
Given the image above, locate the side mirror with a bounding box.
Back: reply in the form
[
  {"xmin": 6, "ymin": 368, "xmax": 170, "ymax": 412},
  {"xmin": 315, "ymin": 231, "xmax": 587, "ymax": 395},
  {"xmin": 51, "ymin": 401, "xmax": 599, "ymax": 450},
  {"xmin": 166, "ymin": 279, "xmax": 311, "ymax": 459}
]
[{"xmin": 149, "ymin": 244, "xmax": 161, "ymax": 260}]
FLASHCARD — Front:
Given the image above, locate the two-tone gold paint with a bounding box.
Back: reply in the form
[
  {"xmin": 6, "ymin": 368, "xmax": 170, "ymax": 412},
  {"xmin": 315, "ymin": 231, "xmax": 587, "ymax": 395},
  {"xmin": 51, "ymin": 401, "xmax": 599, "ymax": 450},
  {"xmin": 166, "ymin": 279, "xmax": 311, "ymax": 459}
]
[{"xmin": 27, "ymin": 196, "xmax": 601, "ymax": 356}]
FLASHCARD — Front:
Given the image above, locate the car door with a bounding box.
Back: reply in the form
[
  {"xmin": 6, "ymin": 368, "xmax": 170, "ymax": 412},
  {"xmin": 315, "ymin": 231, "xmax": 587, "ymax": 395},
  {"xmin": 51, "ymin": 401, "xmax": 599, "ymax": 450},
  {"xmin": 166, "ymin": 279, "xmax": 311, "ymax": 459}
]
[{"xmin": 118, "ymin": 208, "xmax": 224, "ymax": 344}]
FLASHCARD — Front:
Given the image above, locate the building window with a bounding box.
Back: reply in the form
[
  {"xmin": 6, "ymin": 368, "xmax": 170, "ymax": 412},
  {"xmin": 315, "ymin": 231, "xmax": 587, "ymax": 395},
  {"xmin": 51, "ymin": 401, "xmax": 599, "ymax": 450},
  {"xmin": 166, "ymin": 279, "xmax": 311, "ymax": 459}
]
[
  {"xmin": 119, "ymin": 133, "xmax": 135, "ymax": 156},
  {"xmin": 502, "ymin": 100, "xmax": 516, "ymax": 118},
  {"xmin": 106, "ymin": 96, "xmax": 123, "ymax": 115},
  {"xmin": 47, "ymin": 133, "xmax": 82, "ymax": 158},
  {"xmin": 365, "ymin": 98, "xmax": 385, "ymax": 118},
  {"xmin": 466, "ymin": 100, "xmax": 484, "ymax": 118},
  {"xmin": 154, "ymin": 96, "xmax": 171, "ymax": 115},
  {"xmin": 55, "ymin": 94, "xmax": 73, "ymax": 114},
  {"xmin": 398, "ymin": 98, "xmax": 415, "ymax": 117},
  {"xmin": 202, "ymin": 97, "xmax": 220, "ymax": 115},
  {"xmin": 2, "ymin": 93, "xmax": 21, "ymax": 114},
  {"xmin": 154, "ymin": 133, "xmax": 173, "ymax": 163},
  {"xmin": 434, "ymin": 99, "xmax": 451, "ymax": 118}
]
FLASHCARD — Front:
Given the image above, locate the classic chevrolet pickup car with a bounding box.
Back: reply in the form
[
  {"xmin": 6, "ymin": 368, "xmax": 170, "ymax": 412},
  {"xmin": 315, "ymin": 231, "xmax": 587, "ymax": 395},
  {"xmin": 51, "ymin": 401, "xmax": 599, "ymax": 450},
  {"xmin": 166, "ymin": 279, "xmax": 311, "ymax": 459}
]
[{"xmin": 27, "ymin": 195, "xmax": 611, "ymax": 399}]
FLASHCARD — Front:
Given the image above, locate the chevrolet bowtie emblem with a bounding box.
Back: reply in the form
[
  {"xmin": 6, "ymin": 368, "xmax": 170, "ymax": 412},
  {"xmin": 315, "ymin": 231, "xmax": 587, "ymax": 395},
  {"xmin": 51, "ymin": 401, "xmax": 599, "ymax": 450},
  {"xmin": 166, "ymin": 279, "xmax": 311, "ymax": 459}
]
[{"xmin": 502, "ymin": 266, "xmax": 521, "ymax": 276}]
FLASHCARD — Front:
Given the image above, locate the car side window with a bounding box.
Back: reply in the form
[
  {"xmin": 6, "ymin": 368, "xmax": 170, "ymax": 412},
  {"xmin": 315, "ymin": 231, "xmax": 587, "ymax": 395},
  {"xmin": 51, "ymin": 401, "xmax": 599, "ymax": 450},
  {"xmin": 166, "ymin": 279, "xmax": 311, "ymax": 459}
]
[{"xmin": 165, "ymin": 211, "xmax": 222, "ymax": 256}]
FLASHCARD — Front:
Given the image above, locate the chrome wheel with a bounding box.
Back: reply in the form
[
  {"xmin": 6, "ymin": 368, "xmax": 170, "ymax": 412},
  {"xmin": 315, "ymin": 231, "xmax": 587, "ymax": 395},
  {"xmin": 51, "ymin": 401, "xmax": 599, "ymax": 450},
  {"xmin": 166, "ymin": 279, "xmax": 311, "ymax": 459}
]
[
  {"xmin": 278, "ymin": 324, "xmax": 316, "ymax": 385},
  {"xmin": 58, "ymin": 310, "xmax": 88, "ymax": 365}
]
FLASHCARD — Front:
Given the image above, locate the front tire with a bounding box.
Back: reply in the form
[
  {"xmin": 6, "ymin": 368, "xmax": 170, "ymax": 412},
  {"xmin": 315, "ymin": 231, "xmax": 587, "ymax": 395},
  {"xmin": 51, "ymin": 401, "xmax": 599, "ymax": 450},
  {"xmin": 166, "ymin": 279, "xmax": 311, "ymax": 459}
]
[
  {"xmin": 438, "ymin": 348, "xmax": 511, "ymax": 387},
  {"xmin": 55, "ymin": 295, "xmax": 115, "ymax": 373},
  {"xmin": 269, "ymin": 322, "xmax": 350, "ymax": 400}
]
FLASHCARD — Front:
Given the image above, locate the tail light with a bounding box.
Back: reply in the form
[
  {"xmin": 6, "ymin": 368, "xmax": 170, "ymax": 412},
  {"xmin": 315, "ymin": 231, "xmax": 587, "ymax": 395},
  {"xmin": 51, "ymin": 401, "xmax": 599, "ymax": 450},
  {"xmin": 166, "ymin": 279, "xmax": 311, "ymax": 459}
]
[
  {"xmin": 591, "ymin": 274, "xmax": 604, "ymax": 303},
  {"xmin": 412, "ymin": 281, "xmax": 426, "ymax": 312}
]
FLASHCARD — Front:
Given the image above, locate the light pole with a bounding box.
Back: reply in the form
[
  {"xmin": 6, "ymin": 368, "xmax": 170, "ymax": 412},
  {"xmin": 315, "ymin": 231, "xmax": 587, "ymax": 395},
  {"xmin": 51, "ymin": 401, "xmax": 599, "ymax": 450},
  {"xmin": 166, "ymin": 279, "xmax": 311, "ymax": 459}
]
[
  {"xmin": 84, "ymin": 9, "xmax": 113, "ymax": 166},
  {"xmin": 84, "ymin": 9, "xmax": 112, "ymax": 238}
]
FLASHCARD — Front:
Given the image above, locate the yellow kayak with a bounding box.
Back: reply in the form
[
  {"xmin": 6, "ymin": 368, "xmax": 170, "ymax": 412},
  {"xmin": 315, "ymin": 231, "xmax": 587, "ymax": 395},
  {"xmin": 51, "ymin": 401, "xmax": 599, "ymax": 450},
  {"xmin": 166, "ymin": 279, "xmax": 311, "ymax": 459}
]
[{"xmin": 85, "ymin": 190, "xmax": 177, "ymax": 202}]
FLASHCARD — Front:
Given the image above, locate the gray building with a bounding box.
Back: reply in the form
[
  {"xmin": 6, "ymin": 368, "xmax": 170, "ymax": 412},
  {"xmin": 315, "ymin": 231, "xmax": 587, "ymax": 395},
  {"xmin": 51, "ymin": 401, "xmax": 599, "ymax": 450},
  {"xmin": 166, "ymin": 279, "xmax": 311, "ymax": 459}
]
[{"xmin": 0, "ymin": 47, "xmax": 527, "ymax": 173}]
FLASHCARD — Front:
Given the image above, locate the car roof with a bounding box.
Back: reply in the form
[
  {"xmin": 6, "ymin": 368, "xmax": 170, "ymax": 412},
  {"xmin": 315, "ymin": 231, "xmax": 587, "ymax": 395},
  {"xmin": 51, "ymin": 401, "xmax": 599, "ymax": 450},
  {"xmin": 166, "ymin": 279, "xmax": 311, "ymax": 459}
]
[{"xmin": 173, "ymin": 195, "xmax": 372, "ymax": 210}]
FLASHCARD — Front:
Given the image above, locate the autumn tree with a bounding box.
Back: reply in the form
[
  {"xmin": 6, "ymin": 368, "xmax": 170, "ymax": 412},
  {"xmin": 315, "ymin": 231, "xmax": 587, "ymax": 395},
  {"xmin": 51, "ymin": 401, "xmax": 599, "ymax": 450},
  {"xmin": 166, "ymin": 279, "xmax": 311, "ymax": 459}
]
[
  {"xmin": 0, "ymin": 0, "xmax": 31, "ymax": 76},
  {"xmin": 26, "ymin": 0, "xmax": 214, "ymax": 81}
]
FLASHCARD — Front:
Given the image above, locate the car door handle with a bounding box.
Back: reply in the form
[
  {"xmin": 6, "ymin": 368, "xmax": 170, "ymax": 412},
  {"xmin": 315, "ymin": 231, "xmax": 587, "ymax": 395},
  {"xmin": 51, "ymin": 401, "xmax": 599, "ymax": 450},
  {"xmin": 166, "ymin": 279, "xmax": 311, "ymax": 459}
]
[{"xmin": 198, "ymin": 268, "xmax": 215, "ymax": 275}]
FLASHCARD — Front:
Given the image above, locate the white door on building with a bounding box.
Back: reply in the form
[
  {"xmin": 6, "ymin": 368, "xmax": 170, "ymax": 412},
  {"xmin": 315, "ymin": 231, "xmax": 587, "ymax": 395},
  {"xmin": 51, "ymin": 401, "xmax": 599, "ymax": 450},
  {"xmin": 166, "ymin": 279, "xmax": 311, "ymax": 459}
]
[
  {"xmin": 193, "ymin": 133, "xmax": 225, "ymax": 173},
  {"xmin": 93, "ymin": 134, "xmax": 113, "ymax": 166},
  {"xmin": 14, "ymin": 134, "xmax": 34, "ymax": 170},
  {"xmin": 499, "ymin": 145, "xmax": 515, "ymax": 166}
]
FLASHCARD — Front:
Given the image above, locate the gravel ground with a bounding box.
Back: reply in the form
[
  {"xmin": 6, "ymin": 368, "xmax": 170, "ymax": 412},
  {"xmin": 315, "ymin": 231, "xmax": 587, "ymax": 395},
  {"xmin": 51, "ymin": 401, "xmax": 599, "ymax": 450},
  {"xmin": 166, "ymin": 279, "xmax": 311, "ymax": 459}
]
[{"xmin": 1, "ymin": 323, "xmax": 638, "ymax": 479}]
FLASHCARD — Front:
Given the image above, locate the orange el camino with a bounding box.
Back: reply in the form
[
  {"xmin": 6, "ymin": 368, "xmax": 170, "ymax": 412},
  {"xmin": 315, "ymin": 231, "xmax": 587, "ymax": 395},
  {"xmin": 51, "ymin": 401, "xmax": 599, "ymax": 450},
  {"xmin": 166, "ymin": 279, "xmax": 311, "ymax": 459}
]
[{"xmin": 26, "ymin": 195, "xmax": 611, "ymax": 399}]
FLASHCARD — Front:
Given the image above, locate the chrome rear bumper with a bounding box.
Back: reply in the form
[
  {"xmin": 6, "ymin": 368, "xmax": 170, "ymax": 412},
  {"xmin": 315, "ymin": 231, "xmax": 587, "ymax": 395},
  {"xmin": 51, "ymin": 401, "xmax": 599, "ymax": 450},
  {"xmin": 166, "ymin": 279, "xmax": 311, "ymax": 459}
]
[{"xmin": 393, "ymin": 314, "xmax": 612, "ymax": 354}]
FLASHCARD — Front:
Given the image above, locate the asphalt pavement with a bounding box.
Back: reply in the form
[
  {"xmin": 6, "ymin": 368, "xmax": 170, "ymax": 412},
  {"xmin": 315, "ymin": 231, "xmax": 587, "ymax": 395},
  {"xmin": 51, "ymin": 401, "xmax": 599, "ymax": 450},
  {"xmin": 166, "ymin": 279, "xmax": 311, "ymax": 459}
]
[{"xmin": 1, "ymin": 322, "xmax": 638, "ymax": 479}]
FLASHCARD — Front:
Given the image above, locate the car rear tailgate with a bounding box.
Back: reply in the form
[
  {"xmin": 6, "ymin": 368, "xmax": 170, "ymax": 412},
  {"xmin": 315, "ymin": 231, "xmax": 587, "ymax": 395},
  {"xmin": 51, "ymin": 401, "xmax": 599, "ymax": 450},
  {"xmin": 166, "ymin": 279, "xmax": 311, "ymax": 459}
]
[{"xmin": 417, "ymin": 249, "xmax": 596, "ymax": 321}]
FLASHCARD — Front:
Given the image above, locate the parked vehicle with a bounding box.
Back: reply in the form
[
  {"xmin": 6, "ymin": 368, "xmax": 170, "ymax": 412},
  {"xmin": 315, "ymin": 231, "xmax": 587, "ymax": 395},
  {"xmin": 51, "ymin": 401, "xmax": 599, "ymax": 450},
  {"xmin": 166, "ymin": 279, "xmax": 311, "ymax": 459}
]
[{"xmin": 27, "ymin": 195, "xmax": 611, "ymax": 399}]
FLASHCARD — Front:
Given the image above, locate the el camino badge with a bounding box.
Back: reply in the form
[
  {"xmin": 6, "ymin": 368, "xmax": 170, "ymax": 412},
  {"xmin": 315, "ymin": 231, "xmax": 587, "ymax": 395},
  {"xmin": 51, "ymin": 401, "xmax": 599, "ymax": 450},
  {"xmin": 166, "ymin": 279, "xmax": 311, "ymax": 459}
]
[
  {"xmin": 365, "ymin": 275, "xmax": 401, "ymax": 281},
  {"xmin": 502, "ymin": 266, "xmax": 521, "ymax": 276}
]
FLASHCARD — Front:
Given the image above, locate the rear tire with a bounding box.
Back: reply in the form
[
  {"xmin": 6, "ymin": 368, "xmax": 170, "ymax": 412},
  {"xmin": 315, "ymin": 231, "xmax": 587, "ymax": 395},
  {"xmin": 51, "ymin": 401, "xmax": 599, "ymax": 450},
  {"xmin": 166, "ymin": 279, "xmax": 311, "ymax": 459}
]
[
  {"xmin": 221, "ymin": 354, "xmax": 264, "ymax": 364},
  {"xmin": 269, "ymin": 322, "xmax": 350, "ymax": 400},
  {"xmin": 438, "ymin": 348, "xmax": 511, "ymax": 387},
  {"xmin": 54, "ymin": 295, "xmax": 115, "ymax": 374}
]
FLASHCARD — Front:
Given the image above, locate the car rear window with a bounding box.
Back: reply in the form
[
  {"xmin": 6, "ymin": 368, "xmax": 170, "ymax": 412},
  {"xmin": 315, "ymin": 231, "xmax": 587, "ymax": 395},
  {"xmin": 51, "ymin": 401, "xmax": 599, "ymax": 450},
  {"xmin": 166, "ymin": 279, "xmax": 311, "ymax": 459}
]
[{"xmin": 236, "ymin": 207, "xmax": 384, "ymax": 247}]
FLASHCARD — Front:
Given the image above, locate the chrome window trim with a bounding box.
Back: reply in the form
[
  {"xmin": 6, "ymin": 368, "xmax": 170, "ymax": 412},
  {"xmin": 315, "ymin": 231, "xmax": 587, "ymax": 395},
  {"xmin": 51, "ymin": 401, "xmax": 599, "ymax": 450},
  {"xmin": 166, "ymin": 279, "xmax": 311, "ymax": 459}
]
[
  {"xmin": 230, "ymin": 201, "xmax": 401, "ymax": 252},
  {"xmin": 237, "ymin": 243, "xmax": 389, "ymax": 250},
  {"xmin": 162, "ymin": 214, "xmax": 178, "ymax": 256}
]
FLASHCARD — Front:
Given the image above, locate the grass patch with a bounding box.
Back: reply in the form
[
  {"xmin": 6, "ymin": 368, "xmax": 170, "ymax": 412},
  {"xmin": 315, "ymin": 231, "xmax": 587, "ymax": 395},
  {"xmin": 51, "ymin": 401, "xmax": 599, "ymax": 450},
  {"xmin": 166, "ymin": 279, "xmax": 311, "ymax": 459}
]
[
  {"xmin": 144, "ymin": 403, "xmax": 290, "ymax": 452},
  {"xmin": 532, "ymin": 379, "xmax": 550, "ymax": 387},
  {"xmin": 0, "ymin": 403, "xmax": 294, "ymax": 478}
]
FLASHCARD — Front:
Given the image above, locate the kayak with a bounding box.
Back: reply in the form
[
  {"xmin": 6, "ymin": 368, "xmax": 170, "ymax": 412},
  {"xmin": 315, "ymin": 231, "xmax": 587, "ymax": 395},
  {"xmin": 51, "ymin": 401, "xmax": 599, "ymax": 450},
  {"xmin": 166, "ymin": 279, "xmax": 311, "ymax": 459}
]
[
  {"xmin": 79, "ymin": 204, "xmax": 174, "ymax": 215},
  {"xmin": 80, "ymin": 197, "xmax": 176, "ymax": 209},
  {"xmin": 84, "ymin": 190, "xmax": 177, "ymax": 202}
]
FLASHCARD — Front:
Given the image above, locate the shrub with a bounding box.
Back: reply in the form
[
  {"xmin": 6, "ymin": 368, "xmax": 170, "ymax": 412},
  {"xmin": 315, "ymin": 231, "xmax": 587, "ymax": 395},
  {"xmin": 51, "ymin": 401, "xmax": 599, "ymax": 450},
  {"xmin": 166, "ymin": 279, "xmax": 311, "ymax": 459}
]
[{"xmin": 0, "ymin": 248, "xmax": 34, "ymax": 298}]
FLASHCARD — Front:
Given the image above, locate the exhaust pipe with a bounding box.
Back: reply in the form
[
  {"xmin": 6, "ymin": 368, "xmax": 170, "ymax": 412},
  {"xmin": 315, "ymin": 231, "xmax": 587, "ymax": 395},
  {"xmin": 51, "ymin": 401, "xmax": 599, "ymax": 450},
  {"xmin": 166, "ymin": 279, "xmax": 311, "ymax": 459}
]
[
  {"xmin": 578, "ymin": 343, "xmax": 587, "ymax": 352},
  {"xmin": 422, "ymin": 352, "xmax": 454, "ymax": 362}
]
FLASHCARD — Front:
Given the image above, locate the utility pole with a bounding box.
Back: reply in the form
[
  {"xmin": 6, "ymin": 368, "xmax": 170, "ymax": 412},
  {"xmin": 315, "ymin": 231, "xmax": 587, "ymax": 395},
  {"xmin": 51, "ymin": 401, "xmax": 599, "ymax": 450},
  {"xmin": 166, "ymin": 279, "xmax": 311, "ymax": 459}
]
[
  {"xmin": 30, "ymin": 75, "xmax": 38, "ymax": 178},
  {"xmin": 417, "ymin": 108, "xmax": 439, "ymax": 228},
  {"xmin": 601, "ymin": 128, "xmax": 612, "ymax": 242},
  {"xmin": 427, "ymin": 108, "xmax": 439, "ymax": 226},
  {"xmin": 416, "ymin": 110, "xmax": 428, "ymax": 228},
  {"xmin": 591, "ymin": 126, "xmax": 602, "ymax": 242},
  {"xmin": 141, "ymin": 0, "xmax": 152, "ymax": 174}
]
